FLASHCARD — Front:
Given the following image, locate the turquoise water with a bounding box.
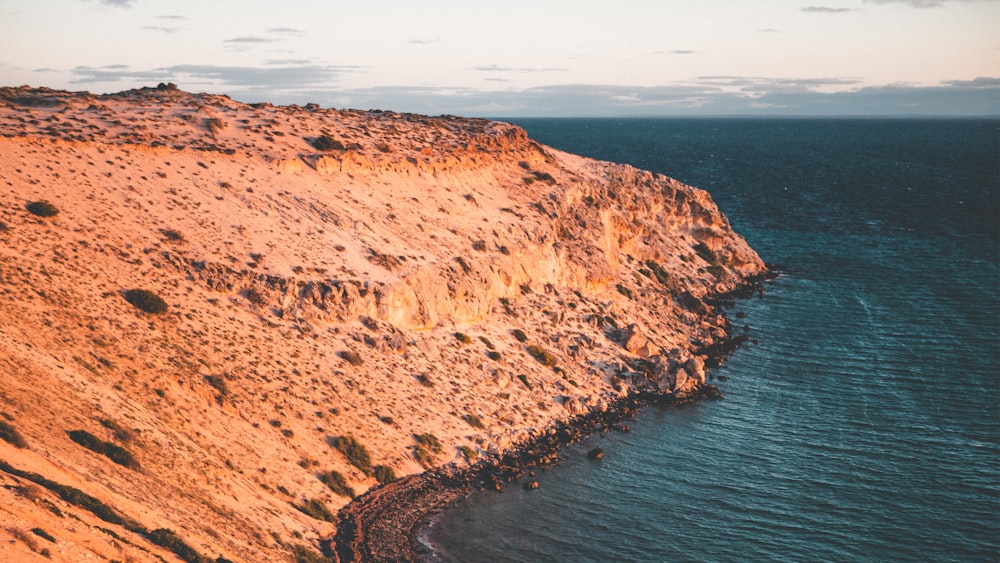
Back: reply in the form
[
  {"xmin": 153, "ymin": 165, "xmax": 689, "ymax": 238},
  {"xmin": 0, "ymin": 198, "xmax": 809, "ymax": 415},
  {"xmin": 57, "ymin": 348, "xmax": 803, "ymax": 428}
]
[{"xmin": 428, "ymin": 119, "xmax": 999, "ymax": 561}]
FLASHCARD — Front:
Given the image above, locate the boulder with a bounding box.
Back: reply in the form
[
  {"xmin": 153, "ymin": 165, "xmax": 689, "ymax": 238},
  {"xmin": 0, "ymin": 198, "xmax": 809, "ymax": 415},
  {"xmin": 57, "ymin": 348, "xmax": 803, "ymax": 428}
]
[
  {"xmin": 685, "ymin": 356, "xmax": 706, "ymax": 385},
  {"xmin": 587, "ymin": 447, "xmax": 604, "ymax": 460},
  {"xmin": 622, "ymin": 324, "xmax": 660, "ymax": 358}
]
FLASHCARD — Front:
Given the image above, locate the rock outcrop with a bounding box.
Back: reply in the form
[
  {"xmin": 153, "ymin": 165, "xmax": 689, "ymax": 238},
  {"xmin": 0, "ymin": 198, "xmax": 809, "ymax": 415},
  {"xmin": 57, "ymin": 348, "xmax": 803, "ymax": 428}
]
[{"xmin": 0, "ymin": 86, "xmax": 765, "ymax": 562}]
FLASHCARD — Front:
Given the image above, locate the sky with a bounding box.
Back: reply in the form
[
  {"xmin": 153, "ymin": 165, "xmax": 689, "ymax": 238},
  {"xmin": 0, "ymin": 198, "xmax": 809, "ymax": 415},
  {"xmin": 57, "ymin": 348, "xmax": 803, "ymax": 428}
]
[{"xmin": 1, "ymin": 0, "xmax": 998, "ymax": 116}]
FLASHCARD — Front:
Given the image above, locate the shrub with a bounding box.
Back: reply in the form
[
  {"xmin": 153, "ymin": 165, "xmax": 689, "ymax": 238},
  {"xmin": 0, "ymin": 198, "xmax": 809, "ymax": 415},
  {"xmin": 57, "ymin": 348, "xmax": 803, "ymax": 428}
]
[
  {"xmin": 161, "ymin": 228, "xmax": 185, "ymax": 241},
  {"xmin": 146, "ymin": 528, "xmax": 205, "ymax": 563},
  {"xmin": 205, "ymin": 117, "xmax": 226, "ymax": 135},
  {"xmin": 123, "ymin": 289, "xmax": 168, "ymax": 314},
  {"xmin": 0, "ymin": 221, "xmax": 8, "ymax": 232},
  {"xmin": 291, "ymin": 544, "xmax": 327, "ymax": 563},
  {"xmin": 487, "ymin": 351, "xmax": 502, "ymax": 361},
  {"xmin": 413, "ymin": 433, "xmax": 442, "ymax": 469},
  {"xmin": 372, "ymin": 464, "xmax": 396, "ymax": 484},
  {"xmin": 30, "ymin": 527, "xmax": 55, "ymax": 543},
  {"xmin": 204, "ymin": 375, "xmax": 229, "ymax": 398},
  {"xmin": 338, "ymin": 350, "xmax": 364, "ymax": 366},
  {"xmin": 463, "ymin": 414, "xmax": 484, "ymax": 429},
  {"xmin": 517, "ymin": 374, "xmax": 532, "ymax": 389},
  {"xmin": 454, "ymin": 332, "xmax": 471, "ymax": 345},
  {"xmin": 67, "ymin": 430, "xmax": 138, "ymax": 469},
  {"xmin": 478, "ymin": 336, "xmax": 495, "ymax": 350},
  {"xmin": 293, "ymin": 499, "xmax": 334, "ymax": 522},
  {"xmin": 512, "ymin": 329, "xmax": 528, "ymax": 343},
  {"xmin": 319, "ymin": 470, "xmax": 355, "ymax": 498},
  {"xmin": 0, "ymin": 420, "xmax": 27, "ymax": 448},
  {"xmin": 459, "ymin": 445, "xmax": 478, "ymax": 462},
  {"xmin": 311, "ymin": 134, "xmax": 344, "ymax": 151},
  {"xmin": 693, "ymin": 242, "xmax": 717, "ymax": 264},
  {"xmin": 527, "ymin": 344, "xmax": 557, "ymax": 367},
  {"xmin": 245, "ymin": 288, "xmax": 267, "ymax": 306},
  {"xmin": 331, "ymin": 435, "xmax": 372, "ymax": 475},
  {"xmin": 26, "ymin": 201, "xmax": 58, "ymax": 217},
  {"xmin": 615, "ymin": 284, "xmax": 633, "ymax": 299}
]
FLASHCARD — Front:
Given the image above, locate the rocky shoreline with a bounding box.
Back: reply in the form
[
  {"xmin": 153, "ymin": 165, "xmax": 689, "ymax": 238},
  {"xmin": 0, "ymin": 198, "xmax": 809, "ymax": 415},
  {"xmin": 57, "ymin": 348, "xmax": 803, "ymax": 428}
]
[{"xmin": 332, "ymin": 271, "xmax": 775, "ymax": 562}]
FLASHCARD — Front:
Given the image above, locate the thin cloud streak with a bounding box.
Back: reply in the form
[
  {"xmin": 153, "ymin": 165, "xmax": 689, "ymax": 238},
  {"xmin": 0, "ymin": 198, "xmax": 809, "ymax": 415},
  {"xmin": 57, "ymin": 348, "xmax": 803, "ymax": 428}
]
[{"xmin": 802, "ymin": 6, "xmax": 854, "ymax": 13}]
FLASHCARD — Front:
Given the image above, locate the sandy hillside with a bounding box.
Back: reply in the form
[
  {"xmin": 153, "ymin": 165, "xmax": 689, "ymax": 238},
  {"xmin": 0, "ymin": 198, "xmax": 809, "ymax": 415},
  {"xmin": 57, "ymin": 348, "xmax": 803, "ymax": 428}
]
[{"xmin": 0, "ymin": 85, "xmax": 765, "ymax": 562}]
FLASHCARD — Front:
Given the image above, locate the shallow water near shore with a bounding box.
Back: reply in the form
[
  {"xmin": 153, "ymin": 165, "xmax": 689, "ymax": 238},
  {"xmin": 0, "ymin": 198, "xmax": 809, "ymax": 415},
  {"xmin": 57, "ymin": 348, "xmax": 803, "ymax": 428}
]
[{"xmin": 428, "ymin": 118, "xmax": 999, "ymax": 561}]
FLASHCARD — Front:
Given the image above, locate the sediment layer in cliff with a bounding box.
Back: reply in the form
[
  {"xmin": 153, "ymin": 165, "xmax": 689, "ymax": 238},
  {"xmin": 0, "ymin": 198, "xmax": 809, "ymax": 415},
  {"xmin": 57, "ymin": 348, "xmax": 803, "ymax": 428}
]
[{"xmin": 0, "ymin": 85, "xmax": 765, "ymax": 562}]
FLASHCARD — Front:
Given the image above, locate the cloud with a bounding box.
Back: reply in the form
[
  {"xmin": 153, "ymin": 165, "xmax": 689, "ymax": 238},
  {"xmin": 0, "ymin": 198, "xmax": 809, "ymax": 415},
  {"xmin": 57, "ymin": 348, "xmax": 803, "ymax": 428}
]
[
  {"xmin": 69, "ymin": 63, "xmax": 363, "ymax": 95},
  {"xmin": 101, "ymin": 0, "xmax": 135, "ymax": 7},
  {"xmin": 142, "ymin": 26, "xmax": 179, "ymax": 34},
  {"xmin": 157, "ymin": 15, "xmax": 187, "ymax": 20},
  {"xmin": 409, "ymin": 39, "xmax": 437, "ymax": 45},
  {"xmin": 293, "ymin": 77, "xmax": 1000, "ymax": 117},
  {"xmin": 672, "ymin": 50, "xmax": 695, "ymax": 55},
  {"xmin": 472, "ymin": 64, "xmax": 569, "ymax": 73},
  {"xmin": 756, "ymin": 28, "xmax": 780, "ymax": 33},
  {"xmin": 267, "ymin": 27, "xmax": 304, "ymax": 35},
  {"xmin": 863, "ymin": 0, "xmax": 943, "ymax": 6},
  {"xmin": 802, "ymin": 6, "xmax": 854, "ymax": 12},
  {"xmin": 223, "ymin": 36, "xmax": 277, "ymax": 44}
]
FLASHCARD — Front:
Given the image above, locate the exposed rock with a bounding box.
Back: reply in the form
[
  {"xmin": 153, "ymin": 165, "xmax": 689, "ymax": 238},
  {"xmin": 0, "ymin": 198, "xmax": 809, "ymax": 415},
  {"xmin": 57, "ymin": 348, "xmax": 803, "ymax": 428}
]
[{"xmin": 587, "ymin": 447, "xmax": 604, "ymax": 460}]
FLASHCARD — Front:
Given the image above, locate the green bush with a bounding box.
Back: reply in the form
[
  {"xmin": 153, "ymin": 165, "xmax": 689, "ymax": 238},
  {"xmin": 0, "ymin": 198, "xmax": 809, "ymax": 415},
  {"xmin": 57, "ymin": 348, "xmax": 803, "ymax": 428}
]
[
  {"xmin": 512, "ymin": 329, "xmax": 528, "ymax": 343},
  {"xmin": 331, "ymin": 435, "xmax": 372, "ymax": 475},
  {"xmin": 372, "ymin": 464, "xmax": 396, "ymax": 484},
  {"xmin": 319, "ymin": 470, "xmax": 355, "ymax": 498},
  {"xmin": 0, "ymin": 420, "xmax": 27, "ymax": 448},
  {"xmin": 311, "ymin": 134, "xmax": 344, "ymax": 151},
  {"xmin": 291, "ymin": 544, "xmax": 327, "ymax": 563},
  {"xmin": 459, "ymin": 445, "xmax": 478, "ymax": 462},
  {"xmin": 486, "ymin": 350, "xmax": 502, "ymax": 361},
  {"xmin": 292, "ymin": 498, "xmax": 335, "ymax": 522},
  {"xmin": 146, "ymin": 528, "xmax": 206, "ymax": 563},
  {"xmin": 478, "ymin": 336, "xmax": 495, "ymax": 350},
  {"xmin": 693, "ymin": 242, "xmax": 717, "ymax": 264},
  {"xmin": 413, "ymin": 433, "xmax": 442, "ymax": 469},
  {"xmin": 454, "ymin": 332, "xmax": 472, "ymax": 345},
  {"xmin": 67, "ymin": 430, "xmax": 139, "ymax": 469},
  {"xmin": 517, "ymin": 374, "xmax": 532, "ymax": 389},
  {"xmin": 463, "ymin": 414, "xmax": 484, "ymax": 429},
  {"xmin": 26, "ymin": 200, "xmax": 58, "ymax": 217},
  {"xmin": 123, "ymin": 289, "xmax": 168, "ymax": 314},
  {"xmin": 338, "ymin": 350, "xmax": 364, "ymax": 366},
  {"xmin": 527, "ymin": 344, "xmax": 557, "ymax": 367}
]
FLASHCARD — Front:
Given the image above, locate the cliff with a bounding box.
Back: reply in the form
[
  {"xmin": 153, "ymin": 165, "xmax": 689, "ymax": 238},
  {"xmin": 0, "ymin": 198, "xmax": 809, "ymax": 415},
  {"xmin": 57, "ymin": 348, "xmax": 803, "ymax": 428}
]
[{"xmin": 0, "ymin": 85, "xmax": 765, "ymax": 562}]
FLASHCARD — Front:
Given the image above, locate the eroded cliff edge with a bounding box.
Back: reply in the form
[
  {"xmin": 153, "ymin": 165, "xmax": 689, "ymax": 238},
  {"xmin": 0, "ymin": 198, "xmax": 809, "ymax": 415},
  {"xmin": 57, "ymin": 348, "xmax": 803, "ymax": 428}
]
[{"xmin": 0, "ymin": 85, "xmax": 765, "ymax": 562}]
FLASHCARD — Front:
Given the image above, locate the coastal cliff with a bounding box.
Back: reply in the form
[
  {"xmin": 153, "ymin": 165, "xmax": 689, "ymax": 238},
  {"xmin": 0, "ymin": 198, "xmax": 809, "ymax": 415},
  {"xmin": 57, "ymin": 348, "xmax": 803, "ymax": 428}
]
[{"xmin": 0, "ymin": 85, "xmax": 765, "ymax": 562}]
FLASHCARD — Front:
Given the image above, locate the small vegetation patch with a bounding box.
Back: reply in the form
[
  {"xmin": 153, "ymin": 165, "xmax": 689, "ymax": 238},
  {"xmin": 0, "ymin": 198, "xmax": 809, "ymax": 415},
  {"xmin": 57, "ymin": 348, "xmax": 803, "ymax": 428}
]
[
  {"xmin": 0, "ymin": 419, "xmax": 28, "ymax": 448},
  {"xmin": 413, "ymin": 433, "xmax": 442, "ymax": 469},
  {"xmin": 478, "ymin": 336, "xmax": 495, "ymax": 350},
  {"xmin": 512, "ymin": 329, "xmax": 528, "ymax": 343},
  {"xmin": 319, "ymin": 470, "xmax": 355, "ymax": 498},
  {"xmin": 291, "ymin": 544, "xmax": 328, "ymax": 563},
  {"xmin": 463, "ymin": 413, "xmax": 484, "ymax": 429},
  {"xmin": 123, "ymin": 289, "xmax": 168, "ymax": 314},
  {"xmin": 487, "ymin": 350, "xmax": 502, "ymax": 361},
  {"xmin": 311, "ymin": 134, "xmax": 344, "ymax": 151},
  {"xmin": 372, "ymin": 464, "xmax": 396, "ymax": 484},
  {"xmin": 459, "ymin": 445, "xmax": 478, "ymax": 462},
  {"xmin": 517, "ymin": 374, "xmax": 532, "ymax": 389},
  {"xmin": 693, "ymin": 242, "xmax": 718, "ymax": 264},
  {"xmin": 338, "ymin": 350, "xmax": 364, "ymax": 366},
  {"xmin": 454, "ymin": 332, "xmax": 472, "ymax": 345},
  {"xmin": 330, "ymin": 435, "xmax": 372, "ymax": 475},
  {"xmin": 146, "ymin": 528, "xmax": 204, "ymax": 563},
  {"xmin": 293, "ymin": 498, "xmax": 335, "ymax": 522},
  {"xmin": 616, "ymin": 284, "xmax": 633, "ymax": 299},
  {"xmin": 26, "ymin": 200, "xmax": 59, "ymax": 217},
  {"xmin": 527, "ymin": 344, "xmax": 557, "ymax": 367},
  {"xmin": 67, "ymin": 430, "xmax": 139, "ymax": 469},
  {"xmin": 160, "ymin": 228, "xmax": 185, "ymax": 242}
]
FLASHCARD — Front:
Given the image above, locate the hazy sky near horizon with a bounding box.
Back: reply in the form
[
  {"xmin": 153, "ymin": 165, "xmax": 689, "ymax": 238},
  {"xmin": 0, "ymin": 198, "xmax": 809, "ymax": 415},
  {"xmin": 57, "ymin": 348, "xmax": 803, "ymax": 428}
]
[{"xmin": 2, "ymin": 0, "xmax": 998, "ymax": 116}]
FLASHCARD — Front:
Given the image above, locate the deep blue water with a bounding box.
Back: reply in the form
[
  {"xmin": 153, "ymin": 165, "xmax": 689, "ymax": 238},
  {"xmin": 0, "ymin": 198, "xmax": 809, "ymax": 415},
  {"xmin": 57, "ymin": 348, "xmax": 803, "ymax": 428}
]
[{"xmin": 428, "ymin": 119, "xmax": 1000, "ymax": 561}]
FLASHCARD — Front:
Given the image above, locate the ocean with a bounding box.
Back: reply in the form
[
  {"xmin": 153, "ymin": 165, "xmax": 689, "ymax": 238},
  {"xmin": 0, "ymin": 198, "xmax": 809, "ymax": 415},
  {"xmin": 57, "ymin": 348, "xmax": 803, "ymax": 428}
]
[{"xmin": 427, "ymin": 118, "xmax": 1000, "ymax": 561}]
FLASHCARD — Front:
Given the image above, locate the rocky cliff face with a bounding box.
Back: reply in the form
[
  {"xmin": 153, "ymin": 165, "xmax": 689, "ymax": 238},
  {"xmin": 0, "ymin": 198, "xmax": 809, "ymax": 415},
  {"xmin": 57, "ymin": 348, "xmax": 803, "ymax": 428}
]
[{"xmin": 0, "ymin": 86, "xmax": 765, "ymax": 562}]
